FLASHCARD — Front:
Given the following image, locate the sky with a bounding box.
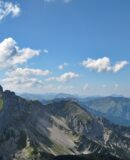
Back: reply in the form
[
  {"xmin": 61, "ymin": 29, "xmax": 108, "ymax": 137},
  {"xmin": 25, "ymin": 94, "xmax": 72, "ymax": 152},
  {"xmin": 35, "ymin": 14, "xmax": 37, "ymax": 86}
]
[{"xmin": 0, "ymin": 0, "xmax": 130, "ymax": 96}]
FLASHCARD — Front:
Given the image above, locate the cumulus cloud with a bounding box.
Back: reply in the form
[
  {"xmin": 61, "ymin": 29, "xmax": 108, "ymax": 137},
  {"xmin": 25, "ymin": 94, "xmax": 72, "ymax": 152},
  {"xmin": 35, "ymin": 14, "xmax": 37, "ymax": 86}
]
[
  {"xmin": 58, "ymin": 62, "xmax": 68, "ymax": 70},
  {"xmin": 0, "ymin": 37, "xmax": 40, "ymax": 68},
  {"xmin": 0, "ymin": 0, "xmax": 20, "ymax": 21},
  {"xmin": 6, "ymin": 67, "xmax": 50, "ymax": 77},
  {"xmin": 82, "ymin": 57, "xmax": 128, "ymax": 73},
  {"xmin": 1, "ymin": 67, "xmax": 50, "ymax": 92},
  {"xmin": 0, "ymin": 37, "xmax": 51, "ymax": 92},
  {"xmin": 1, "ymin": 68, "xmax": 50, "ymax": 90},
  {"xmin": 1, "ymin": 76, "xmax": 43, "ymax": 92},
  {"xmin": 47, "ymin": 72, "xmax": 79, "ymax": 82}
]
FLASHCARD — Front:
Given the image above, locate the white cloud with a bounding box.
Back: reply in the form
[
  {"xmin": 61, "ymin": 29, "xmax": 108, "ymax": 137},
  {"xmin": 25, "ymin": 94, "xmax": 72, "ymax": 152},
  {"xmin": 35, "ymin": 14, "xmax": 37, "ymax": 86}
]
[
  {"xmin": 0, "ymin": 37, "xmax": 40, "ymax": 68},
  {"xmin": 82, "ymin": 57, "xmax": 111, "ymax": 72},
  {"xmin": 1, "ymin": 67, "xmax": 50, "ymax": 92},
  {"xmin": 0, "ymin": 37, "xmax": 51, "ymax": 92},
  {"xmin": 1, "ymin": 66, "xmax": 50, "ymax": 92},
  {"xmin": 1, "ymin": 76, "xmax": 43, "ymax": 92},
  {"xmin": 12, "ymin": 48, "xmax": 40, "ymax": 65},
  {"xmin": 47, "ymin": 72, "xmax": 79, "ymax": 82},
  {"xmin": 58, "ymin": 62, "xmax": 68, "ymax": 70},
  {"xmin": 1, "ymin": 74, "xmax": 76, "ymax": 93},
  {"xmin": 82, "ymin": 57, "xmax": 129, "ymax": 73},
  {"xmin": 6, "ymin": 67, "xmax": 50, "ymax": 77},
  {"xmin": 0, "ymin": 0, "xmax": 20, "ymax": 21},
  {"xmin": 112, "ymin": 61, "xmax": 129, "ymax": 72}
]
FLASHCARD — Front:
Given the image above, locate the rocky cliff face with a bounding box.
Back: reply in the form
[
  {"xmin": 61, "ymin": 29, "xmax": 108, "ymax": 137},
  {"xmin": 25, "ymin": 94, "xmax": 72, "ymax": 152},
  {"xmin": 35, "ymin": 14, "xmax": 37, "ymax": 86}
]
[{"xmin": 0, "ymin": 86, "xmax": 130, "ymax": 160}]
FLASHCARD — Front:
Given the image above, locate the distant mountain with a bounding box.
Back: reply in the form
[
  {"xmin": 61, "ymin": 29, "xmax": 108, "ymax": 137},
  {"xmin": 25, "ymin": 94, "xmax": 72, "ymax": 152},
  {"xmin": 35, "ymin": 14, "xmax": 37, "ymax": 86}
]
[
  {"xmin": 20, "ymin": 93, "xmax": 130, "ymax": 127},
  {"xmin": 20, "ymin": 93, "xmax": 77, "ymax": 101},
  {"xmin": 1, "ymin": 86, "xmax": 130, "ymax": 159},
  {"xmin": 80, "ymin": 96, "xmax": 130, "ymax": 126},
  {"xmin": 20, "ymin": 93, "xmax": 79, "ymax": 105}
]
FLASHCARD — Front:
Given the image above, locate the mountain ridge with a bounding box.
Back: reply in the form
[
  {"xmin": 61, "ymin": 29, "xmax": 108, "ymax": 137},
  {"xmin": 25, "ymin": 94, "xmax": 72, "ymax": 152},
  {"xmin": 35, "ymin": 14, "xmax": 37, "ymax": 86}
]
[
  {"xmin": 20, "ymin": 93, "xmax": 130, "ymax": 126},
  {"xmin": 0, "ymin": 86, "xmax": 130, "ymax": 160}
]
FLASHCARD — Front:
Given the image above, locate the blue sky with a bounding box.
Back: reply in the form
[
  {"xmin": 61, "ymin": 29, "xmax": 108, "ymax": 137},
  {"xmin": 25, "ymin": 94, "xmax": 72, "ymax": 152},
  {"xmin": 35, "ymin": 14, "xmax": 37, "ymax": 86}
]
[{"xmin": 0, "ymin": 0, "xmax": 130, "ymax": 96}]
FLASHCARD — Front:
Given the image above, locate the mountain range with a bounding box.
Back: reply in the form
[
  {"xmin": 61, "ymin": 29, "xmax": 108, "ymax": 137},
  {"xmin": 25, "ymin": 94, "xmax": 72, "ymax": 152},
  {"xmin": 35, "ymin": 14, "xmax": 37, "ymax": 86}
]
[
  {"xmin": 0, "ymin": 86, "xmax": 130, "ymax": 160},
  {"xmin": 79, "ymin": 96, "xmax": 130, "ymax": 126},
  {"xmin": 20, "ymin": 93, "xmax": 130, "ymax": 127}
]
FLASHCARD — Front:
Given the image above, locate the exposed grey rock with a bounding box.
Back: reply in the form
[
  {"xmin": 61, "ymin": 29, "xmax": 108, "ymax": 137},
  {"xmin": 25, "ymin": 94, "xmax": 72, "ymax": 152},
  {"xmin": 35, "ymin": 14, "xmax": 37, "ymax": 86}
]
[{"xmin": 0, "ymin": 86, "xmax": 130, "ymax": 160}]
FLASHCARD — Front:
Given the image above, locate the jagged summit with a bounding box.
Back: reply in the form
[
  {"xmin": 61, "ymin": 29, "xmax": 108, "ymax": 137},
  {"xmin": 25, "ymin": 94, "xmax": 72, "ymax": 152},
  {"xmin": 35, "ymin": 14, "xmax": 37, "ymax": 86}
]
[{"xmin": 0, "ymin": 85, "xmax": 16, "ymax": 99}]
